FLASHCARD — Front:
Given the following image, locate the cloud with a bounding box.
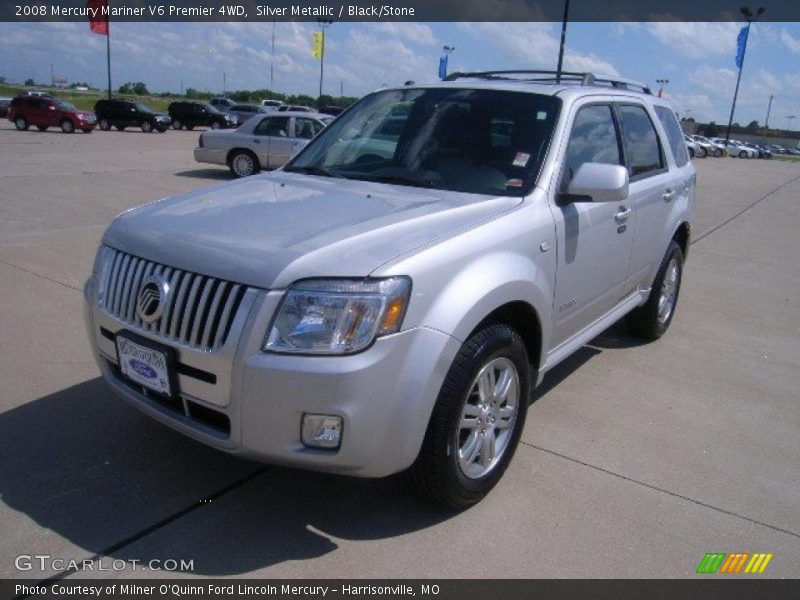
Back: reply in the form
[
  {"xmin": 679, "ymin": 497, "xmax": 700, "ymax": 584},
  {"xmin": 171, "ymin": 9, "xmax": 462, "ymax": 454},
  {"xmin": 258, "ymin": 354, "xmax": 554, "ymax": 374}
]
[
  {"xmin": 780, "ymin": 29, "xmax": 800, "ymax": 54},
  {"xmin": 647, "ymin": 22, "xmax": 739, "ymax": 59}
]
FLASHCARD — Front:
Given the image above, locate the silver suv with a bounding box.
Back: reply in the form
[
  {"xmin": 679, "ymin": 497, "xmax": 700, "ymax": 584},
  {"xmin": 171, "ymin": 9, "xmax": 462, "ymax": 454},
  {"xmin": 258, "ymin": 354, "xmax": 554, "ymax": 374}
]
[{"xmin": 84, "ymin": 71, "xmax": 694, "ymax": 508}]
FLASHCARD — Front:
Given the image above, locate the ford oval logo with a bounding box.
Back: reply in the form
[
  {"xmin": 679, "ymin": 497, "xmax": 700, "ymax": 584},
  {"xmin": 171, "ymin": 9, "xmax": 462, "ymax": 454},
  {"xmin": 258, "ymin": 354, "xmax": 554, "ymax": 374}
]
[{"xmin": 130, "ymin": 358, "xmax": 157, "ymax": 379}]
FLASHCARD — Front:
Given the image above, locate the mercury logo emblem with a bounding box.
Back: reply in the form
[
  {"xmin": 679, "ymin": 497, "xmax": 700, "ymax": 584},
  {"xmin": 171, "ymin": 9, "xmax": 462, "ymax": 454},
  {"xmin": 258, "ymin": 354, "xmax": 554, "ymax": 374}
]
[{"xmin": 136, "ymin": 275, "xmax": 169, "ymax": 323}]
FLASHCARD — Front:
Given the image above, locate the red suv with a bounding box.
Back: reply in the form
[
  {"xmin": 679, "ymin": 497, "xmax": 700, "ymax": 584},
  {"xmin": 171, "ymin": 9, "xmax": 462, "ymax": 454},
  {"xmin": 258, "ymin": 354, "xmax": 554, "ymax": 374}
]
[{"xmin": 8, "ymin": 96, "xmax": 97, "ymax": 133}]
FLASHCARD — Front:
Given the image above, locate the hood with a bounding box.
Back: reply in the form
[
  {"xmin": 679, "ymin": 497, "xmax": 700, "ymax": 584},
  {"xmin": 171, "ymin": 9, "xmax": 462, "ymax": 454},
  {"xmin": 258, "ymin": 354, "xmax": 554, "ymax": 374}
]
[{"xmin": 103, "ymin": 171, "xmax": 519, "ymax": 289}]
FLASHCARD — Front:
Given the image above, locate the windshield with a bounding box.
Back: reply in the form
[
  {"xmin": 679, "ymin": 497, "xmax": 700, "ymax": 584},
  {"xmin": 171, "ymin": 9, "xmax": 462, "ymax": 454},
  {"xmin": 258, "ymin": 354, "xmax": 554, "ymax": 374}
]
[
  {"xmin": 205, "ymin": 104, "xmax": 221, "ymax": 114},
  {"xmin": 286, "ymin": 88, "xmax": 560, "ymax": 196},
  {"xmin": 55, "ymin": 100, "xmax": 76, "ymax": 110},
  {"xmin": 134, "ymin": 102, "xmax": 154, "ymax": 113}
]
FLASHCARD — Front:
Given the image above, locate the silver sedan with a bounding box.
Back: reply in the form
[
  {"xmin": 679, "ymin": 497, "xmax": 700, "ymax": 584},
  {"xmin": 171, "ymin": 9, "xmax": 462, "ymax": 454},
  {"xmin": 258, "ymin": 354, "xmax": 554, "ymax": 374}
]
[{"xmin": 194, "ymin": 111, "xmax": 333, "ymax": 177}]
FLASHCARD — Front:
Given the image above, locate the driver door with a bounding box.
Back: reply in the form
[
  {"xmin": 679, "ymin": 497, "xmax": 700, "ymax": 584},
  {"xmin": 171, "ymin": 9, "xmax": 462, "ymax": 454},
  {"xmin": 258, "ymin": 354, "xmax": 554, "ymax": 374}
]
[{"xmin": 550, "ymin": 101, "xmax": 635, "ymax": 347}]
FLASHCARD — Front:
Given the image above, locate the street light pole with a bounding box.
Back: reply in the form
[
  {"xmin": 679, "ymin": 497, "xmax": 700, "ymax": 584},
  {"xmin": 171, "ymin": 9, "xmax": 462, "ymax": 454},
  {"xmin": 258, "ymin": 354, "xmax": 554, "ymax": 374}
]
[
  {"xmin": 786, "ymin": 115, "xmax": 796, "ymax": 132},
  {"xmin": 555, "ymin": 0, "xmax": 570, "ymax": 83},
  {"xmin": 725, "ymin": 6, "xmax": 765, "ymax": 144},
  {"xmin": 656, "ymin": 78, "xmax": 669, "ymax": 98}
]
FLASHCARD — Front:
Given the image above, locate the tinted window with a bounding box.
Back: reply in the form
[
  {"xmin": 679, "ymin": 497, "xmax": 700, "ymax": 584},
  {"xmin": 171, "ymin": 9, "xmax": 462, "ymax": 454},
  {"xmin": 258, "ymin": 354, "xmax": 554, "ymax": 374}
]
[
  {"xmin": 295, "ymin": 117, "xmax": 324, "ymax": 139},
  {"xmin": 617, "ymin": 104, "xmax": 663, "ymax": 178},
  {"xmin": 254, "ymin": 116, "xmax": 290, "ymax": 137},
  {"xmin": 654, "ymin": 106, "xmax": 688, "ymax": 167},
  {"xmin": 563, "ymin": 104, "xmax": 621, "ymax": 188}
]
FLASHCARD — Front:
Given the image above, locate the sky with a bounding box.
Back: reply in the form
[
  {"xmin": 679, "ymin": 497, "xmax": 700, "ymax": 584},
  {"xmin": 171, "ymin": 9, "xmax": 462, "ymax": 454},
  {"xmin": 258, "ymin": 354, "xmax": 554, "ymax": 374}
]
[{"xmin": 2, "ymin": 20, "xmax": 800, "ymax": 127}]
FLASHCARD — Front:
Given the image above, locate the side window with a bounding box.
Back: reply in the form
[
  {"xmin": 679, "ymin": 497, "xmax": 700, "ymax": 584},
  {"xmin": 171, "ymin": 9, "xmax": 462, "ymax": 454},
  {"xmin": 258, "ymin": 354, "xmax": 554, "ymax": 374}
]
[
  {"xmin": 562, "ymin": 104, "xmax": 621, "ymax": 189},
  {"xmin": 295, "ymin": 117, "xmax": 323, "ymax": 139},
  {"xmin": 617, "ymin": 104, "xmax": 664, "ymax": 178},
  {"xmin": 654, "ymin": 105, "xmax": 689, "ymax": 167},
  {"xmin": 254, "ymin": 117, "xmax": 289, "ymax": 137}
]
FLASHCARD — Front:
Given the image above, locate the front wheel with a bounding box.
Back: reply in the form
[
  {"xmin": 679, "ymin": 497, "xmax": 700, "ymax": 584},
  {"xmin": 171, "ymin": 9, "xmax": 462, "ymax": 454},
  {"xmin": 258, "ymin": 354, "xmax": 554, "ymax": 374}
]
[
  {"xmin": 739, "ymin": 150, "xmax": 747, "ymax": 158},
  {"xmin": 141, "ymin": 121, "xmax": 153, "ymax": 133},
  {"xmin": 210, "ymin": 121, "xmax": 221, "ymax": 130},
  {"xmin": 172, "ymin": 120, "xmax": 182, "ymax": 130},
  {"xmin": 714, "ymin": 148, "xmax": 722, "ymax": 157},
  {"xmin": 626, "ymin": 240, "xmax": 684, "ymax": 340},
  {"xmin": 229, "ymin": 150, "xmax": 260, "ymax": 177},
  {"xmin": 98, "ymin": 118, "xmax": 111, "ymax": 131},
  {"xmin": 410, "ymin": 324, "xmax": 530, "ymax": 509},
  {"xmin": 60, "ymin": 119, "xmax": 75, "ymax": 133}
]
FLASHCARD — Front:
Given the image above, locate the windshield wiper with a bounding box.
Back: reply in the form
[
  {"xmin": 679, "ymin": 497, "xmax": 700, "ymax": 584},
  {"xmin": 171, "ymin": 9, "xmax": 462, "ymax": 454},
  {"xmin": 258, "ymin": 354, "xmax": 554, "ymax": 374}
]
[
  {"xmin": 284, "ymin": 165, "xmax": 345, "ymax": 178},
  {"xmin": 353, "ymin": 174, "xmax": 435, "ymax": 189}
]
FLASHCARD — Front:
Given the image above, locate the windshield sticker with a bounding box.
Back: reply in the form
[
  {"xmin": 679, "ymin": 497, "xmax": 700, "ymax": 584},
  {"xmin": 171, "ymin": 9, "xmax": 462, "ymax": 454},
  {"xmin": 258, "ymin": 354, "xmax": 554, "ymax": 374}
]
[
  {"xmin": 505, "ymin": 178, "xmax": 524, "ymax": 188},
  {"xmin": 512, "ymin": 152, "xmax": 530, "ymax": 167}
]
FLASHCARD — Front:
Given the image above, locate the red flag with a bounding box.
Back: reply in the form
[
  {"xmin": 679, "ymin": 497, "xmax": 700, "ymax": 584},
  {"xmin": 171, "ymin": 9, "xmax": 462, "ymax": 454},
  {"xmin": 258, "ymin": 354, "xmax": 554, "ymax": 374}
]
[{"xmin": 87, "ymin": 0, "xmax": 109, "ymax": 36}]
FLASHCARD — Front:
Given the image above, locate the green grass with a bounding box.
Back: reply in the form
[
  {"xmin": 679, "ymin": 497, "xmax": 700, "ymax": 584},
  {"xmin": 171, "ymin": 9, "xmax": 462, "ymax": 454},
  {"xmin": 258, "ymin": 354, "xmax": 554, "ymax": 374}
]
[
  {"xmin": 773, "ymin": 154, "xmax": 800, "ymax": 162},
  {"xmin": 0, "ymin": 83, "xmax": 175, "ymax": 112}
]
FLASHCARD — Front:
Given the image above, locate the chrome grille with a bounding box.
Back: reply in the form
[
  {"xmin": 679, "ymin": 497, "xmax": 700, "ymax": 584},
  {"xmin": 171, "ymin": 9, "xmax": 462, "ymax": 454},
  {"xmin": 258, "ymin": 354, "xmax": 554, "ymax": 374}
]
[{"xmin": 100, "ymin": 248, "xmax": 250, "ymax": 352}]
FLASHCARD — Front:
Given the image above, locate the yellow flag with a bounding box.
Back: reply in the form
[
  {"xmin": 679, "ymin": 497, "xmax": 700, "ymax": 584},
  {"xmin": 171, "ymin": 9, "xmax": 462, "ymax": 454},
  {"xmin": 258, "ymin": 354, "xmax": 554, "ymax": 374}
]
[{"xmin": 312, "ymin": 31, "xmax": 323, "ymax": 59}]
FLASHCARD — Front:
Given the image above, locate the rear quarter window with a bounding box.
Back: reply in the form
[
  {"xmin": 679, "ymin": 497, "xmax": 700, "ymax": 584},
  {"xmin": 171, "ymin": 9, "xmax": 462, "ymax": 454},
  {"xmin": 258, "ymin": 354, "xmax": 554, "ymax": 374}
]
[{"xmin": 654, "ymin": 105, "xmax": 689, "ymax": 167}]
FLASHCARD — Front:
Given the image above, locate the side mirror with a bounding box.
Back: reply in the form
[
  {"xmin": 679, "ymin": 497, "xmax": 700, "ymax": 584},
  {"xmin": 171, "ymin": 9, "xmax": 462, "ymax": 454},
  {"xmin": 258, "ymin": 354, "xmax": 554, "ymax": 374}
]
[{"xmin": 563, "ymin": 162, "xmax": 629, "ymax": 203}]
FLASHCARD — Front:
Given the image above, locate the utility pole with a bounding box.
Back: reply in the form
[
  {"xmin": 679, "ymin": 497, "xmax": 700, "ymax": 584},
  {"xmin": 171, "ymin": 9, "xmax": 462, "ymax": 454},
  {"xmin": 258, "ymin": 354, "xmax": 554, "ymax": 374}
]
[
  {"xmin": 556, "ymin": 0, "xmax": 570, "ymax": 83},
  {"xmin": 725, "ymin": 6, "xmax": 765, "ymax": 143},
  {"xmin": 317, "ymin": 19, "xmax": 332, "ymax": 108},
  {"xmin": 764, "ymin": 94, "xmax": 773, "ymax": 129},
  {"xmin": 270, "ymin": 17, "xmax": 276, "ymax": 90}
]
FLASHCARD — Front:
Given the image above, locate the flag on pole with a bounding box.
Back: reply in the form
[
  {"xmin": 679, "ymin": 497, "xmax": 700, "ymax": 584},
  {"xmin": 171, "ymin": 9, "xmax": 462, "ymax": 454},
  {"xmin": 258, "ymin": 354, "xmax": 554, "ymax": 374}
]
[
  {"xmin": 87, "ymin": 0, "xmax": 108, "ymax": 35},
  {"xmin": 312, "ymin": 31, "xmax": 323, "ymax": 59},
  {"xmin": 438, "ymin": 53, "xmax": 448, "ymax": 79},
  {"xmin": 735, "ymin": 25, "xmax": 749, "ymax": 68}
]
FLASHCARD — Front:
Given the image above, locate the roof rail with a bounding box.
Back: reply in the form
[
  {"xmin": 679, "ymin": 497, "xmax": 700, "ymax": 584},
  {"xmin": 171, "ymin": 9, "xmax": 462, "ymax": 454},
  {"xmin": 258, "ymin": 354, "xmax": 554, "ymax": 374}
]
[{"xmin": 443, "ymin": 70, "xmax": 652, "ymax": 95}]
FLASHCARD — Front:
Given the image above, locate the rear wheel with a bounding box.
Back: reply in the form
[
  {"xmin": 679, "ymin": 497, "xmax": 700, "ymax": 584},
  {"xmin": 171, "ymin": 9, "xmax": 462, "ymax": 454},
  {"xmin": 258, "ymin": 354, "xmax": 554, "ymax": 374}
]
[
  {"xmin": 410, "ymin": 324, "xmax": 530, "ymax": 509},
  {"xmin": 229, "ymin": 150, "xmax": 260, "ymax": 177},
  {"xmin": 115, "ymin": 125, "xmax": 125, "ymax": 131},
  {"xmin": 141, "ymin": 121, "xmax": 153, "ymax": 133},
  {"xmin": 185, "ymin": 125, "xmax": 194, "ymax": 131},
  {"xmin": 626, "ymin": 240, "xmax": 684, "ymax": 340},
  {"xmin": 172, "ymin": 120, "xmax": 182, "ymax": 130},
  {"xmin": 98, "ymin": 118, "xmax": 111, "ymax": 131},
  {"xmin": 60, "ymin": 119, "xmax": 75, "ymax": 133},
  {"xmin": 36, "ymin": 125, "xmax": 48, "ymax": 131},
  {"xmin": 14, "ymin": 116, "xmax": 29, "ymax": 131},
  {"xmin": 211, "ymin": 121, "xmax": 221, "ymax": 130},
  {"xmin": 713, "ymin": 148, "xmax": 722, "ymax": 157},
  {"xmin": 739, "ymin": 150, "xmax": 747, "ymax": 158}
]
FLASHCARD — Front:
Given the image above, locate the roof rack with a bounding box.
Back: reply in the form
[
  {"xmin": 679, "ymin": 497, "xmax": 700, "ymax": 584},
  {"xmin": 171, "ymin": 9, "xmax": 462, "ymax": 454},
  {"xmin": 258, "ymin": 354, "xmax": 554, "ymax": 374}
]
[{"xmin": 443, "ymin": 70, "xmax": 653, "ymax": 95}]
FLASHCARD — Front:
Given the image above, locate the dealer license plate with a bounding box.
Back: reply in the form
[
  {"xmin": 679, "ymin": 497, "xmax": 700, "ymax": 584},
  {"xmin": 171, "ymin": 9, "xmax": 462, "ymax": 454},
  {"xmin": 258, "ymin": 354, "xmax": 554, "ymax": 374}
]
[{"xmin": 116, "ymin": 334, "xmax": 172, "ymax": 396}]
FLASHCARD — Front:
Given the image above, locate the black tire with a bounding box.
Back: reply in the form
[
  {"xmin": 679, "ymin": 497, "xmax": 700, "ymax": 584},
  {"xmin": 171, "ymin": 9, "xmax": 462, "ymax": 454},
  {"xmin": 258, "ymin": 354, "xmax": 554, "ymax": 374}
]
[
  {"xmin": 211, "ymin": 121, "xmax": 221, "ymax": 130},
  {"xmin": 714, "ymin": 148, "xmax": 722, "ymax": 158},
  {"xmin": 688, "ymin": 147, "xmax": 694, "ymax": 158},
  {"xmin": 172, "ymin": 120, "xmax": 182, "ymax": 130},
  {"xmin": 60, "ymin": 119, "xmax": 75, "ymax": 133},
  {"xmin": 98, "ymin": 118, "xmax": 111, "ymax": 131},
  {"xmin": 410, "ymin": 324, "xmax": 530, "ymax": 510},
  {"xmin": 82, "ymin": 129, "xmax": 93, "ymax": 134},
  {"xmin": 14, "ymin": 117, "xmax": 29, "ymax": 131},
  {"xmin": 141, "ymin": 121, "xmax": 153, "ymax": 133},
  {"xmin": 185, "ymin": 125, "xmax": 194, "ymax": 131},
  {"xmin": 36, "ymin": 125, "xmax": 48, "ymax": 131},
  {"xmin": 115, "ymin": 125, "xmax": 126, "ymax": 131},
  {"xmin": 228, "ymin": 150, "xmax": 261, "ymax": 177},
  {"xmin": 739, "ymin": 150, "xmax": 746, "ymax": 158},
  {"xmin": 626, "ymin": 240, "xmax": 684, "ymax": 340},
  {"xmin": 157, "ymin": 127, "xmax": 167, "ymax": 133}
]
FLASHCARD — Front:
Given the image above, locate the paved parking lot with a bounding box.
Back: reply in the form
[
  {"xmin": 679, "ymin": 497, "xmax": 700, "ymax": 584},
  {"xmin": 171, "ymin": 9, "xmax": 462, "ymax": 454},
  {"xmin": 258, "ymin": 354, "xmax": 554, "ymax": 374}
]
[{"xmin": 1, "ymin": 122, "xmax": 799, "ymax": 580}]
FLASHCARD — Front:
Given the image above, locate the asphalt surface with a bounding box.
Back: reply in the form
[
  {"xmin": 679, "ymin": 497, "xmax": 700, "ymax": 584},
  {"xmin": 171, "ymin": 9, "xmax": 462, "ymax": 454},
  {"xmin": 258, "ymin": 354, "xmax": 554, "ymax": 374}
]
[{"xmin": 1, "ymin": 122, "xmax": 798, "ymax": 580}]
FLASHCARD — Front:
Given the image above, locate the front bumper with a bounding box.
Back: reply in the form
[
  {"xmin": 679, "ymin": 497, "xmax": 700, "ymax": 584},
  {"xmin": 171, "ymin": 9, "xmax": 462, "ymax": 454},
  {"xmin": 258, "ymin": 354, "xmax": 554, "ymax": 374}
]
[{"xmin": 84, "ymin": 278, "xmax": 460, "ymax": 478}]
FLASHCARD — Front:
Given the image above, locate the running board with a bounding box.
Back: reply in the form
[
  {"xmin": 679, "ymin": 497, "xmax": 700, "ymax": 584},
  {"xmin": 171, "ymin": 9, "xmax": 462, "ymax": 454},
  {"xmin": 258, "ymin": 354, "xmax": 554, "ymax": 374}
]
[{"xmin": 539, "ymin": 290, "xmax": 649, "ymax": 383}]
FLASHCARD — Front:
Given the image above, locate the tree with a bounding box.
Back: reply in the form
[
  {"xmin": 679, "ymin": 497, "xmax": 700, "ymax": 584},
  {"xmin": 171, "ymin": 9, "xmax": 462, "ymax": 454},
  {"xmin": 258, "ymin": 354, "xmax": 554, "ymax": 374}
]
[
  {"xmin": 705, "ymin": 121, "xmax": 720, "ymax": 137},
  {"xmin": 24, "ymin": 78, "xmax": 35, "ymax": 86},
  {"xmin": 117, "ymin": 82, "xmax": 133, "ymax": 94},
  {"xmin": 132, "ymin": 82, "xmax": 149, "ymax": 95},
  {"xmin": 746, "ymin": 120, "xmax": 760, "ymax": 130},
  {"xmin": 0, "ymin": 76, "xmax": 6, "ymax": 84}
]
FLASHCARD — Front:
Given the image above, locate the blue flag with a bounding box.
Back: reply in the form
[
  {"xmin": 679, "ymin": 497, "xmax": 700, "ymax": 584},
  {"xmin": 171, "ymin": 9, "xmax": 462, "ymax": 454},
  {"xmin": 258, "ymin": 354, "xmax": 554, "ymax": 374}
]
[
  {"xmin": 735, "ymin": 25, "xmax": 749, "ymax": 68},
  {"xmin": 438, "ymin": 54, "xmax": 448, "ymax": 79}
]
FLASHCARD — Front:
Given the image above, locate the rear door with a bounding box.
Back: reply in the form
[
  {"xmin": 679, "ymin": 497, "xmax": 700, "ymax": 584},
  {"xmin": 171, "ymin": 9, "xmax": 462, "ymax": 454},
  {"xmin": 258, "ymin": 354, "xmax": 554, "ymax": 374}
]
[
  {"xmin": 616, "ymin": 102, "xmax": 680, "ymax": 294},
  {"xmin": 258, "ymin": 116, "xmax": 292, "ymax": 167},
  {"xmin": 550, "ymin": 100, "xmax": 635, "ymax": 346}
]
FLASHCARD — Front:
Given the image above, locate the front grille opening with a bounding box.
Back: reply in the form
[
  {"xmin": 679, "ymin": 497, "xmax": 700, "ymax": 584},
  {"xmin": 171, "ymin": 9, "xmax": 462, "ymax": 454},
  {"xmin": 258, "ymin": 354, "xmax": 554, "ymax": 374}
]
[{"xmin": 187, "ymin": 401, "xmax": 231, "ymax": 435}]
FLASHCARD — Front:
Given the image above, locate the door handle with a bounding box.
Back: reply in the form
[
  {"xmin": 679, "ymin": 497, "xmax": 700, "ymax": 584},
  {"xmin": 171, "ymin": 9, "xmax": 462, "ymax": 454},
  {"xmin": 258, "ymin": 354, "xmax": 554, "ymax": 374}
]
[
  {"xmin": 615, "ymin": 207, "xmax": 632, "ymax": 223},
  {"xmin": 253, "ymin": 139, "xmax": 261, "ymax": 144},
  {"xmin": 663, "ymin": 188, "xmax": 677, "ymax": 202}
]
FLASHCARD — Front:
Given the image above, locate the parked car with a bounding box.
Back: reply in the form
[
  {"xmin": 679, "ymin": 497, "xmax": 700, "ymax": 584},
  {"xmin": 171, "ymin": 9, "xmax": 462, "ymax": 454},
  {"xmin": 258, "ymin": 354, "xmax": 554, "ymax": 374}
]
[
  {"xmin": 194, "ymin": 111, "xmax": 333, "ymax": 177},
  {"xmin": 742, "ymin": 142, "xmax": 771, "ymax": 158},
  {"xmin": 710, "ymin": 138, "xmax": 753, "ymax": 158},
  {"xmin": 260, "ymin": 99, "xmax": 284, "ymax": 111},
  {"xmin": 0, "ymin": 97, "xmax": 11, "ymax": 117},
  {"xmin": 8, "ymin": 95, "xmax": 96, "ymax": 133},
  {"xmin": 787, "ymin": 148, "xmax": 800, "ymax": 156},
  {"xmin": 226, "ymin": 103, "xmax": 268, "ymax": 125},
  {"xmin": 318, "ymin": 105, "xmax": 346, "ymax": 116},
  {"xmin": 209, "ymin": 97, "xmax": 236, "ymax": 111},
  {"xmin": 85, "ymin": 71, "xmax": 694, "ymax": 508},
  {"xmin": 277, "ymin": 104, "xmax": 315, "ymax": 113},
  {"xmin": 684, "ymin": 134, "xmax": 702, "ymax": 158},
  {"xmin": 17, "ymin": 90, "xmax": 53, "ymax": 98},
  {"xmin": 167, "ymin": 102, "xmax": 238, "ymax": 130},
  {"xmin": 765, "ymin": 144, "xmax": 787, "ymax": 154},
  {"xmin": 692, "ymin": 134, "xmax": 724, "ymax": 157},
  {"xmin": 94, "ymin": 99, "xmax": 171, "ymax": 132}
]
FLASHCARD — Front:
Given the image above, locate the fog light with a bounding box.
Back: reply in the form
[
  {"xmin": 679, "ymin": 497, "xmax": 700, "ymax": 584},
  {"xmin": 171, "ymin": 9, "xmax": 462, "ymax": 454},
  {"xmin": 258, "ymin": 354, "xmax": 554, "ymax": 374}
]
[{"xmin": 302, "ymin": 414, "xmax": 342, "ymax": 449}]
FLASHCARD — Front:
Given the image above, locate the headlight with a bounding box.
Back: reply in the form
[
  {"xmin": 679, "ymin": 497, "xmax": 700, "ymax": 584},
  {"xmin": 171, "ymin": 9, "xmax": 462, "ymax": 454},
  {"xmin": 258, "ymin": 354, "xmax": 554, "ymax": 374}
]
[{"xmin": 265, "ymin": 277, "xmax": 411, "ymax": 355}]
